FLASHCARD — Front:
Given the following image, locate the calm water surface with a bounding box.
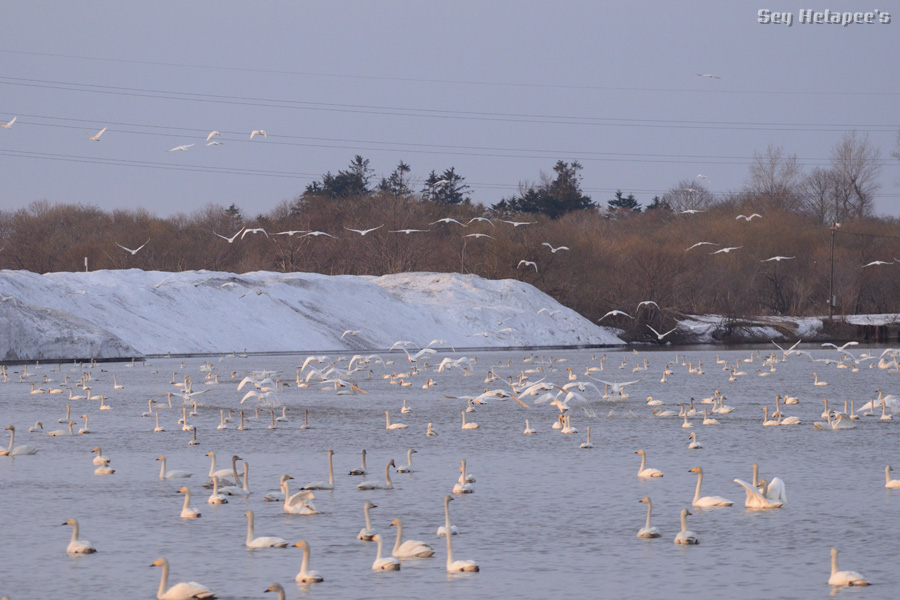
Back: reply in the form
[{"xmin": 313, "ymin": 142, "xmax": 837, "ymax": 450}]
[{"xmin": 2, "ymin": 346, "xmax": 898, "ymax": 599}]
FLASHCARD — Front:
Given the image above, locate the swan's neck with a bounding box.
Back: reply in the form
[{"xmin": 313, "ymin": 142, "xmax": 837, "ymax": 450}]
[
  {"xmin": 385, "ymin": 412, "xmax": 390, "ymax": 427},
  {"xmin": 70, "ymin": 521, "xmax": 80, "ymax": 544},
  {"xmin": 232, "ymin": 457, "xmax": 240, "ymax": 484},
  {"xmin": 159, "ymin": 458, "xmax": 166, "ymax": 479},
  {"xmin": 6, "ymin": 429, "xmax": 13, "ymax": 452},
  {"xmin": 182, "ymin": 489, "xmax": 191, "ymax": 510},
  {"xmin": 208, "ymin": 454, "xmax": 217, "ymax": 477},
  {"xmin": 680, "ymin": 511, "xmax": 688, "ymax": 533},
  {"xmin": 393, "ymin": 521, "xmax": 404, "ymax": 553},
  {"xmin": 282, "ymin": 481, "xmax": 291, "ymax": 508},
  {"xmin": 375, "ymin": 535, "xmax": 385, "ymax": 561},
  {"xmin": 364, "ymin": 505, "xmax": 373, "ymax": 529},
  {"xmin": 644, "ymin": 501, "xmax": 652, "ymax": 529},
  {"xmin": 444, "ymin": 499, "xmax": 454, "ymax": 566},
  {"xmin": 299, "ymin": 544, "xmax": 310, "ymax": 575},
  {"xmin": 831, "ymin": 551, "xmax": 838, "ymax": 577},
  {"xmin": 242, "ymin": 463, "xmax": 249, "ymax": 491},
  {"xmin": 887, "ymin": 467, "xmax": 892, "ymax": 484},
  {"xmin": 246, "ymin": 513, "xmax": 255, "ymax": 544},
  {"xmin": 406, "ymin": 449, "xmax": 413, "ymax": 466},
  {"xmin": 693, "ymin": 471, "xmax": 703, "ymax": 503},
  {"xmin": 157, "ymin": 560, "xmax": 170, "ymax": 598},
  {"xmin": 361, "ymin": 451, "xmax": 366, "ymax": 469},
  {"xmin": 384, "ymin": 463, "xmax": 393, "ymax": 486},
  {"xmin": 155, "ymin": 412, "xmax": 160, "ymax": 428},
  {"xmin": 586, "ymin": 426, "xmax": 591, "ymax": 443},
  {"xmin": 638, "ymin": 453, "xmax": 646, "ymax": 473},
  {"xmin": 212, "ymin": 477, "xmax": 220, "ymax": 495},
  {"xmin": 327, "ymin": 453, "xmax": 334, "ymax": 485}
]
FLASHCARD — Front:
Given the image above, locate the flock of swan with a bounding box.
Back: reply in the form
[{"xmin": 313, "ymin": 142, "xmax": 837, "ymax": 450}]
[{"xmin": 3, "ymin": 340, "xmax": 899, "ymax": 597}]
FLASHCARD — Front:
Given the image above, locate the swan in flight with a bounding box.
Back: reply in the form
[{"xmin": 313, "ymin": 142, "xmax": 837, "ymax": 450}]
[
  {"xmin": 734, "ymin": 479, "xmax": 783, "ymax": 509},
  {"xmin": 300, "ymin": 450, "xmax": 335, "ymax": 490},
  {"xmin": 689, "ymin": 467, "xmax": 733, "ymax": 507},
  {"xmin": 1, "ymin": 116, "xmax": 16, "ymax": 128},
  {"xmin": 685, "ymin": 241, "xmax": 718, "ymax": 251},
  {"xmin": 541, "ymin": 242, "xmax": 569, "ymax": 253},
  {"xmin": 157, "ymin": 456, "xmax": 192, "ymax": 480},
  {"xmin": 213, "ymin": 228, "xmax": 244, "ymax": 243},
  {"xmin": 241, "ymin": 227, "xmax": 269, "ymax": 239},
  {"xmin": 598, "ymin": 310, "xmax": 633, "ymax": 321},
  {"xmin": 357, "ymin": 501, "xmax": 378, "ymax": 541},
  {"xmin": 499, "ymin": 219, "xmax": 534, "ymax": 227},
  {"xmin": 736, "ymin": 213, "xmax": 762, "ymax": 221},
  {"xmin": 396, "ymin": 448, "xmax": 416, "ymax": 473},
  {"xmin": 63, "ymin": 518, "xmax": 97, "ymax": 554},
  {"xmin": 206, "ymin": 131, "xmax": 220, "ymax": 141},
  {"xmin": 244, "ymin": 510, "xmax": 288, "ymax": 548},
  {"xmin": 390, "ymin": 228, "xmax": 430, "ymax": 234},
  {"xmin": 250, "ymin": 129, "xmax": 267, "ymax": 139},
  {"xmin": 2, "ymin": 425, "xmax": 38, "ymax": 456},
  {"xmin": 517, "ymin": 260, "xmax": 538, "ymax": 272},
  {"xmin": 697, "ymin": 73, "xmax": 721, "ymax": 79},
  {"xmin": 635, "ymin": 449, "xmax": 663, "ymax": 478},
  {"xmin": 167, "ymin": 143, "xmax": 194, "ymax": 152},
  {"xmin": 647, "ymin": 325, "xmax": 677, "ymax": 341},
  {"xmin": 151, "ymin": 557, "xmax": 216, "ymax": 599},
  {"xmin": 281, "ymin": 477, "xmax": 318, "ymax": 514},
  {"xmin": 177, "ymin": 487, "xmax": 201, "ymax": 518},
  {"xmin": 885, "ymin": 465, "xmax": 900, "ymax": 489},
  {"xmin": 637, "ymin": 497, "xmax": 660, "ymax": 538},
  {"xmin": 357, "ymin": 459, "xmax": 395, "ymax": 490},
  {"xmin": 591, "ymin": 377, "xmax": 642, "ymax": 398},
  {"xmin": 390, "ymin": 518, "xmax": 435, "ymax": 558},
  {"xmin": 710, "ymin": 246, "xmax": 742, "ymax": 254},
  {"xmin": 293, "ymin": 540, "xmax": 324, "ymax": 583},
  {"xmin": 763, "ymin": 256, "xmax": 794, "ymax": 262},
  {"xmin": 828, "ymin": 548, "xmax": 869, "ymax": 586},
  {"xmin": 86, "ymin": 126, "xmax": 107, "ymax": 141},
  {"xmin": 430, "ymin": 217, "xmax": 467, "ymax": 226},
  {"xmin": 345, "ymin": 225, "xmax": 383, "ymax": 235},
  {"xmin": 371, "ymin": 534, "xmax": 401, "ymax": 570},
  {"xmin": 443, "ymin": 496, "xmax": 479, "ymax": 571},
  {"xmin": 674, "ymin": 509, "xmax": 699, "ymax": 544}
]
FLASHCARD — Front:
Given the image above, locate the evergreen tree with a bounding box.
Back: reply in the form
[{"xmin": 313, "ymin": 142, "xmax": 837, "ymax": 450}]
[
  {"xmin": 377, "ymin": 161, "xmax": 414, "ymax": 198},
  {"xmin": 422, "ymin": 167, "xmax": 471, "ymax": 205},
  {"xmin": 491, "ymin": 161, "xmax": 594, "ymax": 219},
  {"xmin": 304, "ymin": 155, "xmax": 373, "ymax": 199},
  {"xmin": 607, "ymin": 190, "xmax": 642, "ymax": 213}
]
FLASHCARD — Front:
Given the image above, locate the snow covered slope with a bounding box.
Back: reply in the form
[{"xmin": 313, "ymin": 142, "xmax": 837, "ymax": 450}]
[{"xmin": 0, "ymin": 270, "xmax": 623, "ymax": 360}]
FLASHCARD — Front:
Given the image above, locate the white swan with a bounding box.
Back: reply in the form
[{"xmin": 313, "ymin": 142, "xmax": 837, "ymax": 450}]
[
  {"xmin": 216, "ymin": 410, "xmax": 230, "ymax": 430},
  {"xmin": 58, "ymin": 404, "xmax": 71, "ymax": 423},
  {"xmin": 390, "ymin": 518, "xmax": 435, "ymax": 558},
  {"xmin": 264, "ymin": 583, "xmax": 286, "ymax": 599},
  {"xmin": 453, "ymin": 459, "xmax": 475, "ymax": 494},
  {"xmin": 579, "ymin": 426, "xmax": 594, "ymax": 449},
  {"xmin": 673, "ymin": 508, "xmax": 699, "ymax": 545},
  {"xmin": 282, "ymin": 477, "xmax": 318, "ymax": 514},
  {"xmin": 63, "ymin": 518, "xmax": 97, "ymax": 554},
  {"xmin": 358, "ymin": 459, "xmax": 395, "ymax": 490},
  {"xmin": 348, "ymin": 449, "xmax": 367, "ymax": 475},
  {"xmin": 151, "ymin": 557, "xmax": 216, "ymax": 599},
  {"xmin": 207, "ymin": 477, "xmax": 228, "ymax": 504},
  {"xmin": 750, "ymin": 463, "xmax": 787, "ymax": 503},
  {"xmin": 47, "ymin": 420, "xmax": 75, "ymax": 436},
  {"xmin": 524, "ymin": 419, "xmax": 536, "ymax": 434},
  {"xmin": 828, "ymin": 548, "xmax": 869, "ymax": 586},
  {"xmin": 689, "ymin": 467, "xmax": 733, "ymax": 507},
  {"xmin": 426, "ymin": 422, "xmax": 439, "ymax": 436},
  {"xmin": 461, "ymin": 410, "xmax": 479, "ymax": 430},
  {"xmin": 830, "ymin": 411, "xmax": 856, "ymax": 430},
  {"xmin": 396, "ymin": 448, "xmax": 416, "ymax": 473},
  {"xmin": 2, "ymin": 425, "xmax": 38, "ymax": 456},
  {"xmin": 635, "ymin": 449, "xmax": 663, "ymax": 478},
  {"xmin": 94, "ymin": 462, "xmax": 115, "ymax": 475},
  {"xmin": 371, "ymin": 533, "xmax": 401, "ymax": 570},
  {"xmin": 244, "ymin": 510, "xmax": 288, "ymax": 548},
  {"xmin": 702, "ymin": 409, "xmax": 719, "ymax": 425},
  {"xmin": 77, "ymin": 414, "xmax": 91, "ymax": 434},
  {"xmin": 444, "ymin": 496, "xmax": 479, "ymax": 571},
  {"xmin": 357, "ymin": 501, "xmax": 378, "ymax": 540},
  {"xmin": 762, "ymin": 407, "xmax": 779, "ymax": 426},
  {"xmin": 153, "ymin": 412, "xmax": 165, "ymax": 432},
  {"xmin": 293, "ymin": 540, "xmax": 324, "ymax": 583},
  {"xmin": 263, "ymin": 474, "xmax": 290, "ymax": 502},
  {"xmin": 688, "ymin": 432, "xmax": 702, "ymax": 449},
  {"xmin": 385, "ymin": 411, "xmax": 408, "ymax": 430},
  {"xmin": 177, "ymin": 487, "xmax": 201, "ymax": 518},
  {"xmin": 300, "ymin": 450, "xmax": 335, "ymax": 490},
  {"xmin": 28, "ymin": 421, "xmax": 43, "ymax": 433},
  {"xmin": 813, "ymin": 372, "xmax": 828, "ymax": 386},
  {"xmin": 637, "ymin": 497, "xmax": 660, "ymax": 538},
  {"xmin": 157, "ymin": 456, "xmax": 192, "ymax": 480},
  {"xmin": 885, "ymin": 465, "xmax": 900, "ymax": 489},
  {"xmin": 881, "ymin": 400, "xmax": 893, "ymax": 421},
  {"xmin": 205, "ymin": 452, "xmax": 238, "ymax": 486},
  {"xmin": 734, "ymin": 478, "xmax": 783, "ymax": 509},
  {"xmin": 92, "ymin": 446, "xmax": 110, "ymax": 465},
  {"xmin": 300, "ymin": 409, "xmax": 311, "ymax": 430}
]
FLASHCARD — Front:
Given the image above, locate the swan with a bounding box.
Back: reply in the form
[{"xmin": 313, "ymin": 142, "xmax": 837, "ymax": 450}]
[
  {"xmin": 349, "ymin": 449, "xmax": 367, "ymax": 475},
  {"xmin": 453, "ymin": 459, "xmax": 475, "ymax": 493},
  {"xmin": 734, "ymin": 479, "xmax": 783, "ymax": 509},
  {"xmin": 151, "ymin": 557, "xmax": 216, "ymax": 599},
  {"xmin": 385, "ymin": 411, "xmax": 408, "ymax": 430},
  {"xmin": 94, "ymin": 462, "xmax": 115, "ymax": 475},
  {"xmin": 682, "ymin": 413, "xmax": 693, "ymax": 429},
  {"xmin": 47, "ymin": 420, "xmax": 75, "ymax": 436},
  {"xmin": 635, "ymin": 449, "xmax": 664, "ymax": 478},
  {"xmin": 2, "ymin": 425, "xmax": 38, "ymax": 456},
  {"xmin": 828, "ymin": 548, "xmax": 869, "ymax": 586},
  {"xmin": 426, "ymin": 423, "xmax": 439, "ymax": 436},
  {"xmin": 461, "ymin": 411, "xmax": 479, "ymax": 429},
  {"xmin": 401, "ymin": 398, "xmax": 411, "ymax": 414},
  {"xmin": 293, "ymin": 540, "xmax": 324, "ymax": 583},
  {"xmin": 220, "ymin": 461, "xmax": 251, "ymax": 496},
  {"xmin": 813, "ymin": 372, "xmax": 828, "ymax": 386},
  {"xmin": 688, "ymin": 432, "xmax": 701, "ymax": 449},
  {"xmin": 357, "ymin": 501, "xmax": 378, "ymax": 540},
  {"xmin": 157, "ymin": 456, "xmax": 192, "ymax": 480},
  {"xmin": 177, "ymin": 487, "xmax": 201, "ymax": 518},
  {"xmin": 881, "ymin": 400, "xmax": 894, "ymax": 421},
  {"xmin": 91, "ymin": 446, "xmax": 110, "ymax": 465},
  {"xmin": 358, "ymin": 459, "xmax": 395, "ymax": 490},
  {"xmin": 443, "ymin": 496, "xmax": 479, "ymax": 571},
  {"xmin": 282, "ymin": 477, "xmax": 318, "ymax": 514},
  {"xmin": 244, "ymin": 510, "xmax": 288, "ymax": 548},
  {"xmin": 301, "ymin": 450, "xmax": 335, "ymax": 489},
  {"xmin": 821, "ymin": 398, "xmax": 833, "ymax": 418},
  {"xmin": 216, "ymin": 410, "xmax": 230, "ymax": 430},
  {"xmin": 62, "ymin": 518, "xmax": 97, "ymax": 554},
  {"xmin": 674, "ymin": 508, "xmax": 699, "ymax": 545},
  {"xmin": 371, "ymin": 534, "xmax": 401, "ymax": 570},
  {"xmin": 523, "ymin": 419, "xmax": 536, "ymax": 434},
  {"xmin": 77, "ymin": 414, "xmax": 91, "ymax": 434},
  {"xmin": 560, "ymin": 414, "xmax": 578, "ymax": 434},
  {"xmin": 264, "ymin": 475, "xmax": 291, "ymax": 502},
  {"xmin": 396, "ymin": 448, "xmax": 416, "ymax": 473},
  {"xmin": 778, "ymin": 413, "xmax": 801, "ymax": 425},
  {"xmin": 98, "ymin": 395, "xmax": 112, "ymax": 411},
  {"xmin": 58, "ymin": 404, "xmax": 71, "ymax": 423},
  {"xmin": 702, "ymin": 409, "xmax": 719, "ymax": 425},
  {"xmin": 390, "ymin": 518, "xmax": 435, "ymax": 558},
  {"xmin": 237, "ymin": 410, "xmax": 249, "ymax": 431},
  {"xmin": 637, "ymin": 497, "xmax": 660, "ymax": 538},
  {"xmin": 762, "ymin": 407, "xmax": 779, "ymax": 426},
  {"xmin": 264, "ymin": 583, "xmax": 286, "ymax": 598},
  {"xmin": 113, "ymin": 374, "xmax": 124, "ymax": 389},
  {"xmin": 153, "ymin": 412, "xmax": 165, "ymax": 432},
  {"xmin": 885, "ymin": 465, "xmax": 900, "ymax": 488},
  {"xmin": 205, "ymin": 452, "xmax": 238, "ymax": 486},
  {"xmin": 751, "ymin": 464, "xmax": 787, "ymax": 503},
  {"xmin": 579, "ymin": 426, "xmax": 594, "ymax": 449},
  {"xmin": 207, "ymin": 478, "xmax": 228, "ymax": 504},
  {"xmin": 830, "ymin": 412, "xmax": 856, "ymax": 430},
  {"xmin": 28, "ymin": 421, "xmax": 43, "ymax": 433},
  {"xmin": 300, "ymin": 409, "xmax": 311, "ymax": 430},
  {"xmin": 688, "ymin": 467, "xmax": 733, "ymax": 507}
]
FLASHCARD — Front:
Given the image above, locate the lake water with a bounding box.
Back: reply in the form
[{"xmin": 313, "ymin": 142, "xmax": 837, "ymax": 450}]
[{"xmin": 2, "ymin": 345, "xmax": 898, "ymax": 599}]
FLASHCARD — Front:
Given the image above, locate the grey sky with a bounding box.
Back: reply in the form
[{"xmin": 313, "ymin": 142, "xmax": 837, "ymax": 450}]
[{"xmin": 1, "ymin": 1, "xmax": 898, "ymax": 217}]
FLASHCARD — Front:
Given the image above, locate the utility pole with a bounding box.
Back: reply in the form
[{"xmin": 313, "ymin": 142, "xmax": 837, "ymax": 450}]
[{"xmin": 829, "ymin": 222, "xmax": 839, "ymax": 321}]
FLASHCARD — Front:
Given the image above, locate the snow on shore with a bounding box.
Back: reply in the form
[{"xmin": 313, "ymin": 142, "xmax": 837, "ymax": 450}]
[{"xmin": 0, "ymin": 269, "xmax": 623, "ymax": 361}]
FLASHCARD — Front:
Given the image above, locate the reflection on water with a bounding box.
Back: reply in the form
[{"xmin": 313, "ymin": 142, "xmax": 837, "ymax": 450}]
[{"xmin": 1, "ymin": 346, "xmax": 898, "ymax": 599}]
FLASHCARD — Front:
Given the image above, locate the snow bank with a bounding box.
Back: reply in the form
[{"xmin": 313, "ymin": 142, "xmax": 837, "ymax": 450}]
[{"xmin": 0, "ymin": 269, "xmax": 623, "ymax": 360}]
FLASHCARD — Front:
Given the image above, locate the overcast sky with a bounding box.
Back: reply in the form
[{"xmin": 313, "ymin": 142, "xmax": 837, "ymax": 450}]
[{"xmin": 1, "ymin": 1, "xmax": 898, "ymax": 219}]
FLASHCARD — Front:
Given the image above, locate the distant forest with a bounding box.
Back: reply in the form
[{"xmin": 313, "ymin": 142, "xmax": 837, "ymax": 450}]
[{"xmin": 2, "ymin": 132, "xmax": 899, "ymax": 341}]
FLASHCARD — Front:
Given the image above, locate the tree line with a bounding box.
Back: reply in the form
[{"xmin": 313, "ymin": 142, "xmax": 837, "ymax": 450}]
[{"xmin": 1, "ymin": 131, "xmax": 898, "ymax": 342}]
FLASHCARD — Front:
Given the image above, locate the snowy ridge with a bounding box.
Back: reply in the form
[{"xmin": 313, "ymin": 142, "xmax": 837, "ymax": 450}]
[{"xmin": 0, "ymin": 269, "xmax": 623, "ymax": 360}]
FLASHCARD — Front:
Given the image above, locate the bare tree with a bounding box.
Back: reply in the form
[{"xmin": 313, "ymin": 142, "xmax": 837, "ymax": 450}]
[
  {"xmin": 799, "ymin": 167, "xmax": 839, "ymax": 224},
  {"xmin": 661, "ymin": 179, "xmax": 716, "ymax": 212},
  {"xmin": 830, "ymin": 131, "xmax": 881, "ymax": 220},
  {"xmin": 746, "ymin": 145, "xmax": 802, "ymax": 211}
]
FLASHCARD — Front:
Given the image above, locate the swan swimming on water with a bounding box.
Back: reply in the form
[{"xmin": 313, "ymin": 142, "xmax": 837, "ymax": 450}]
[
  {"xmin": 734, "ymin": 478, "xmax": 783, "ymax": 509},
  {"xmin": 177, "ymin": 487, "xmax": 201, "ymax": 518},
  {"xmin": 396, "ymin": 448, "xmax": 416, "ymax": 473},
  {"xmin": 371, "ymin": 534, "xmax": 401, "ymax": 570},
  {"xmin": 281, "ymin": 477, "xmax": 318, "ymax": 514},
  {"xmin": 674, "ymin": 508, "xmax": 699, "ymax": 545},
  {"xmin": 828, "ymin": 547, "xmax": 869, "ymax": 586},
  {"xmin": 349, "ymin": 449, "xmax": 367, "ymax": 475},
  {"xmin": 443, "ymin": 495, "xmax": 479, "ymax": 571},
  {"xmin": 884, "ymin": 465, "xmax": 900, "ymax": 489},
  {"xmin": 62, "ymin": 518, "xmax": 97, "ymax": 554},
  {"xmin": 357, "ymin": 501, "xmax": 378, "ymax": 540},
  {"xmin": 635, "ymin": 449, "xmax": 664, "ymax": 478},
  {"xmin": 358, "ymin": 459, "xmax": 395, "ymax": 490},
  {"xmin": 151, "ymin": 557, "xmax": 216, "ymax": 599},
  {"xmin": 157, "ymin": 456, "xmax": 192, "ymax": 480},
  {"xmin": 2, "ymin": 425, "xmax": 38, "ymax": 456},
  {"xmin": 390, "ymin": 518, "xmax": 435, "ymax": 558},
  {"xmin": 637, "ymin": 497, "xmax": 660, "ymax": 538},
  {"xmin": 244, "ymin": 510, "xmax": 288, "ymax": 548},
  {"xmin": 688, "ymin": 467, "xmax": 733, "ymax": 507},
  {"xmin": 301, "ymin": 450, "xmax": 335, "ymax": 489},
  {"xmin": 293, "ymin": 540, "xmax": 324, "ymax": 583}
]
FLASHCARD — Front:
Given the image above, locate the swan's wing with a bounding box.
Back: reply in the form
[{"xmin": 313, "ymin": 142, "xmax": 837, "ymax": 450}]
[
  {"xmin": 287, "ymin": 490, "xmax": 315, "ymax": 506},
  {"xmin": 734, "ymin": 478, "xmax": 765, "ymax": 502}
]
